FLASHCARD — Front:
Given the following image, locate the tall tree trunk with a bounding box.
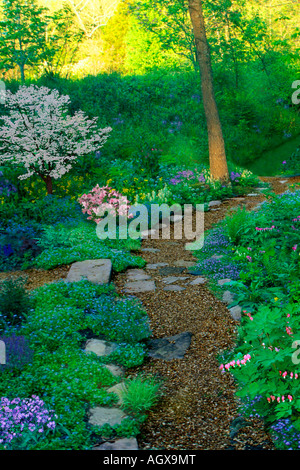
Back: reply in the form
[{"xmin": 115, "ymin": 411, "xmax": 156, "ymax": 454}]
[
  {"xmin": 41, "ymin": 175, "xmax": 53, "ymax": 195},
  {"xmin": 188, "ymin": 0, "xmax": 229, "ymax": 182}
]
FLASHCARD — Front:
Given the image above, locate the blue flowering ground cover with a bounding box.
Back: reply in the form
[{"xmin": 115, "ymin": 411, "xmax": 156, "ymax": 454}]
[{"xmin": 0, "ymin": 279, "xmax": 152, "ymax": 450}]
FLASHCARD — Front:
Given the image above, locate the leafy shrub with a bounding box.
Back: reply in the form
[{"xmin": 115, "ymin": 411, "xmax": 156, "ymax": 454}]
[{"xmin": 0, "ymin": 277, "xmax": 32, "ymax": 331}]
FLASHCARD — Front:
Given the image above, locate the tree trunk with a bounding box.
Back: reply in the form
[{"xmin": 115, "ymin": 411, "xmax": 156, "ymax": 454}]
[
  {"xmin": 188, "ymin": 0, "xmax": 230, "ymax": 182},
  {"xmin": 44, "ymin": 175, "xmax": 53, "ymax": 195}
]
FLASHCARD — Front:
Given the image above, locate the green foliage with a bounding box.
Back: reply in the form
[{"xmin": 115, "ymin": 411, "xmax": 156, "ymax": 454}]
[
  {"xmin": 121, "ymin": 374, "xmax": 163, "ymax": 416},
  {"xmin": 0, "ymin": 276, "xmax": 32, "ymax": 331}
]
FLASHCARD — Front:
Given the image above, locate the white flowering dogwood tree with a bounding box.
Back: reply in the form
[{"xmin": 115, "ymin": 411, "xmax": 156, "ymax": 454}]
[{"xmin": 0, "ymin": 85, "xmax": 112, "ymax": 194}]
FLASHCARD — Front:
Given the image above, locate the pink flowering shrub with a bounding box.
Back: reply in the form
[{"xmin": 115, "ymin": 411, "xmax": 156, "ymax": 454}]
[
  {"xmin": 78, "ymin": 185, "xmax": 132, "ymax": 224},
  {"xmin": 0, "ymin": 85, "xmax": 111, "ymax": 194}
]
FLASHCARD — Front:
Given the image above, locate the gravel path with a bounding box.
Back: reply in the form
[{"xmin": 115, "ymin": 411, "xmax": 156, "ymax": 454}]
[
  {"xmin": 1, "ymin": 176, "xmax": 299, "ymax": 450},
  {"xmin": 112, "ymin": 176, "xmax": 300, "ymax": 451}
]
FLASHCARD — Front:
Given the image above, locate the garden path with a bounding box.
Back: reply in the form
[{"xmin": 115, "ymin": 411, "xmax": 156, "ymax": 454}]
[{"xmin": 112, "ymin": 176, "xmax": 300, "ymax": 450}]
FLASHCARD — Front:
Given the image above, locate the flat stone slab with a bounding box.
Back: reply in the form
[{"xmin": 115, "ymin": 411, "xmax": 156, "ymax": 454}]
[
  {"xmin": 126, "ymin": 269, "xmax": 151, "ymax": 281},
  {"xmin": 229, "ymin": 305, "xmax": 242, "ymax": 321},
  {"xmin": 208, "ymin": 200, "xmax": 222, "ymax": 207},
  {"xmin": 163, "ymin": 285, "xmax": 185, "ymax": 292},
  {"xmin": 246, "ymin": 193, "xmax": 260, "ymax": 197},
  {"xmin": 170, "ymin": 214, "xmax": 183, "ymax": 222},
  {"xmin": 222, "ymin": 290, "xmax": 235, "ymax": 305},
  {"xmin": 88, "ymin": 407, "xmax": 127, "ymax": 428},
  {"xmin": 84, "ymin": 339, "xmax": 118, "ymax": 357},
  {"xmin": 140, "ymin": 248, "xmax": 160, "ymax": 253},
  {"xmin": 66, "ymin": 259, "xmax": 112, "ymax": 284},
  {"xmin": 93, "ymin": 438, "xmax": 139, "ymax": 451},
  {"xmin": 124, "ymin": 280, "xmax": 156, "ymax": 293},
  {"xmin": 279, "ymin": 180, "xmax": 288, "ymax": 184},
  {"xmin": 189, "ymin": 277, "xmax": 207, "ymax": 285},
  {"xmin": 107, "ymin": 382, "xmax": 127, "ymax": 405},
  {"xmin": 218, "ymin": 278, "xmax": 232, "ymax": 286},
  {"xmin": 162, "ymin": 276, "xmax": 189, "ymax": 285},
  {"xmin": 148, "ymin": 332, "xmax": 192, "ymax": 360},
  {"xmin": 146, "ymin": 263, "xmax": 169, "ymax": 270},
  {"xmin": 173, "ymin": 259, "xmax": 195, "ymax": 268},
  {"xmin": 158, "ymin": 266, "xmax": 185, "ymax": 275},
  {"xmin": 103, "ymin": 364, "xmax": 125, "ymax": 377}
]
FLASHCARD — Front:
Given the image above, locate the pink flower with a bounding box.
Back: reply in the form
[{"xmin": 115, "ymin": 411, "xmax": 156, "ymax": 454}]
[{"xmin": 292, "ymin": 245, "xmax": 298, "ymax": 251}]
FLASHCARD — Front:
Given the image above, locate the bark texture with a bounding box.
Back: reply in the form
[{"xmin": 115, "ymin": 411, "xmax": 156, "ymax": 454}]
[{"xmin": 188, "ymin": 0, "xmax": 230, "ymax": 182}]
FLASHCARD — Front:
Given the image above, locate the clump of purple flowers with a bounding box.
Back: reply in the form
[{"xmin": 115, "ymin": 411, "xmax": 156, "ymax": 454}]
[
  {"xmin": 0, "ymin": 396, "xmax": 57, "ymax": 449},
  {"xmin": 170, "ymin": 170, "xmax": 197, "ymax": 185},
  {"xmin": 270, "ymin": 418, "xmax": 300, "ymax": 450},
  {"xmin": 230, "ymin": 171, "xmax": 241, "ymax": 182}
]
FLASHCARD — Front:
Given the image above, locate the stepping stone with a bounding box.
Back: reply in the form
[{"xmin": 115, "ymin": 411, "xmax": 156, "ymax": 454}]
[
  {"xmin": 222, "ymin": 290, "xmax": 235, "ymax": 305},
  {"xmin": 148, "ymin": 332, "xmax": 192, "ymax": 360},
  {"xmin": 208, "ymin": 200, "xmax": 222, "ymax": 207},
  {"xmin": 124, "ymin": 280, "xmax": 156, "ymax": 293},
  {"xmin": 146, "ymin": 263, "xmax": 168, "ymax": 269},
  {"xmin": 218, "ymin": 278, "xmax": 232, "ymax": 286},
  {"xmin": 88, "ymin": 407, "xmax": 127, "ymax": 428},
  {"xmin": 159, "ymin": 266, "xmax": 185, "ymax": 275},
  {"xmin": 103, "ymin": 364, "xmax": 125, "ymax": 377},
  {"xmin": 173, "ymin": 260, "xmax": 195, "ymax": 268},
  {"xmin": 210, "ymin": 208, "xmax": 221, "ymax": 211},
  {"xmin": 140, "ymin": 248, "xmax": 160, "ymax": 253},
  {"xmin": 170, "ymin": 214, "xmax": 183, "ymax": 222},
  {"xmin": 189, "ymin": 277, "xmax": 207, "ymax": 285},
  {"xmin": 230, "ymin": 197, "xmax": 245, "ymax": 201},
  {"xmin": 163, "ymin": 285, "xmax": 185, "ymax": 292},
  {"xmin": 66, "ymin": 259, "xmax": 112, "ymax": 285},
  {"xmin": 279, "ymin": 180, "xmax": 288, "ymax": 184},
  {"xmin": 141, "ymin": 229, "xmax": 157, "ymax": 238},
  {"xmin": 84, "ymin": 339, "xmax": 118, "ymax": 357},
  {"xmin": 229, "ymin": 305, "xmax": 242, "ymax": 321},
  {"xmin": 107, "ymin": 382, "xmax": 127, "ymax": 405},
  {"xmin": 126, "ymin": 269, "xmax": 151, "ymax": 281},
  {"xmin": 246, "ymin": 193, "xmax": 260, "ymax": 197},
  {"xmin": 93, "ymin": 438, "xmax": 139, "ymax": 451},
  {"xmin": 162, "ymin": 276, "xmax": 189, "ymax": 284}
]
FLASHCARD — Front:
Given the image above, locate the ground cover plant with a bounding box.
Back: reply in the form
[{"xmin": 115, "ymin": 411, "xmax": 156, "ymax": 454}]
[
  {"xmin": 191, "ymin": 188, "xmax": 300, "ymax": 449},
  {"xmin": 0, "ymin": 278, "xmax": 159, "ymax": 450}
]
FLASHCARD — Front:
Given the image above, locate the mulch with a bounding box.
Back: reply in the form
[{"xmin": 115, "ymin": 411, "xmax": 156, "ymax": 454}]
[{"xmin": 1, "ymin": 176, "xmax": 299, "ymax": 450}]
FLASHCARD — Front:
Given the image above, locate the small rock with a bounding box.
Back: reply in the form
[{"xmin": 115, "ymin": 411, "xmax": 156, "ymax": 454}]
[
  {"xmin": 103, "ymin": 364, "xmax": 125, "ymax": 377},
  {"xmin": 211, "ymin": 254, "xmax": 224, "ymax": 259},
  {"xmin": 163, "ymin": 285, "xmax": 185, "ymax": 292},
  {"xmin": 124, "ymin": 280, "xmax": 156, "ymax": 293},
  {"xmin": 93, "ymin": 438, "xmax": 139, "ymax": 451},
  {"xmin": 162, "ymin": 276, "xmax": 189, "ymax": 284},
  {"xmin": 170, "ymin": 215, "xmax": 183, "ymax": 222},
  {"xmin": 141, "ymin": 229, "xmax": 157, "ymax": 238},
  {"xmin": 66, "ymin": 259, "xmax": 112, "ymax": 285},
  {"xmin": 229, "ymin": 305, "xmax": 242, "ymax": 321},
  {"xmin": 146, "ymin": 263, "xmax": 169, "ymax": 269},
  {"xmin": 140, "ymin": 248, "xmax": 160, "ymax": 253},
  {"xmin": 88, "ymin": 407, "xmax": 127, "ymax": 428},
  {"xmin": 84, "ymin": 339, "xmax": 118, "ymax": 357},
  {"xmin": 148, "ymin": 332, "xmax": 192, "ymax": 360},
  {"xmin": 189, "ymin": 277, "xmax": 207, "ymax": 286},
  {"xmin": 126, "ymin": 269, "xmax": 151, "ymax": 281},
  {"xmin": 159, "ymin": 266, "xmax": 186, "ymax": 275},
  {"xmin": 222, "ymin": 290, "xmax": 235, "ymax": 305},
  {"xmin": 107, "ymin": 382, "xmax": 127, "ymax": 405},
  {"xmin": 279, "ymin": 180, "xmax": 288, "ymax": 184},
  {"xmin": 208, "ymin": 200, "xmax": 222, "ymax": 207},
  {"xmin": 218, "ymin": 278, "xmax": 232, "ymax": 286},
  {"xmin": 247, "ymin": 193, "xmax": 260, "ymax": 197},
  {"xmin": 173, "ymin": 259, "xmax": 195, "ymax": 268}
]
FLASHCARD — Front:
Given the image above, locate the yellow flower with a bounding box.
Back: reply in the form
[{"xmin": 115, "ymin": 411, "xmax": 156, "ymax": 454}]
[{"xmin": 274, "ymin": 297, "xmax": 279, "ymax": 301}]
